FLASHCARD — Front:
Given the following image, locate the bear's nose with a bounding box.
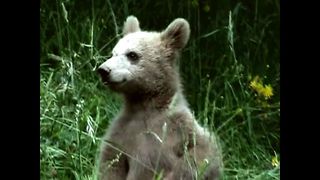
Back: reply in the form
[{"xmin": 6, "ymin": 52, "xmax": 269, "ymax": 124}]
[{"xmin": 97, "ymin": 67, "xmax": 111, "ymax": 77}]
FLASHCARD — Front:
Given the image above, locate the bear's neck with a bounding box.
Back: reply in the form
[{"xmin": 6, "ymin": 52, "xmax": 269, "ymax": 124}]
[{"xmin": 123, "ymin": 85, "xmax": 183, "ymax": 114}]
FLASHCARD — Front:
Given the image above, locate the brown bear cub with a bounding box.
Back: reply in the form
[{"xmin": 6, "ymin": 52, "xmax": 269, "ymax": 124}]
[{"xmin": 97, "ymin": 15, "xmax": 223, "ymax": 180}]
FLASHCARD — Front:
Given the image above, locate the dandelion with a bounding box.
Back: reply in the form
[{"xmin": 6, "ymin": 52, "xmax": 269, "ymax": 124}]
[
  {"xmin": 249, "ymin": 75, "xmax": 274, "ymax": 100},
  {"xmin": 261, "ymin": 84, "xmax": 273, "ymax": 100},
  {"xmin": 249, "ymin": 76, "xmax": 263, "ymax": 90}
]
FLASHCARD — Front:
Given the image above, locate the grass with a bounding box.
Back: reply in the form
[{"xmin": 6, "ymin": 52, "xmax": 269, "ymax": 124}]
[{"xmin": 40, "ymin": 0, "xmax": 280, "ymax": 179}]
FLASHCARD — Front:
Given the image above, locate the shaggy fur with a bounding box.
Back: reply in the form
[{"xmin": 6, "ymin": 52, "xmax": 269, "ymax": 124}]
[{"xmin": 97, "ymin": 15, "xmax": 222, "ymax": 180}]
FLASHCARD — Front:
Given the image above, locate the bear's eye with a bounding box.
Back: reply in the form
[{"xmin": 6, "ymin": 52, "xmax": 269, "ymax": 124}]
[{"xmin": 126, "ymin": 52, "xmax": 139, "ymax": 61}]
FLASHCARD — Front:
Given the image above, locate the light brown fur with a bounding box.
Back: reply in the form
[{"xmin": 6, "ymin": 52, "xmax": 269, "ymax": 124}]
[{"xmin": 97, "ymin": 16, "xmax": 222, "ymax": 180}]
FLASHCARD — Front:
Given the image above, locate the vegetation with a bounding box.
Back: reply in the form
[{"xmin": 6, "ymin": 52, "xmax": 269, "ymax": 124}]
[{"xmin": 40, "ymin": 0, "xmax": 280, "ymax": 179}]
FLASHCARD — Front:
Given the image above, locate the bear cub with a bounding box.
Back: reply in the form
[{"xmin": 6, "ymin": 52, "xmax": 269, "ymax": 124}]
[{"xmin": 97, "ymin": 15, "xmax": 222, "ymax": 180}]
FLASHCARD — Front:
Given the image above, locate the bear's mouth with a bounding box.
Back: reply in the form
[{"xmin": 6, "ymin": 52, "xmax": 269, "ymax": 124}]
[
  {"xmin": 97, "ymin": 66, "xmax": 128, "ymax": 87},
  {"xmin": 102, "ymin": 79, "xmax": 126, "ymax": 86},
  {"xmin": 98, "ymin": 73, "xmax": 126, "ymax": 86}
]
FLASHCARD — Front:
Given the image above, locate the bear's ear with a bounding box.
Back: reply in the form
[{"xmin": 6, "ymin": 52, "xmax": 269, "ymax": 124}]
[
  {"xmin": 161, "ymin": 18, "xmax": 190, "ymax": 50},
  {"xmin": 123, "ymin": 15, "xmax": 141, "ymax": 35}
]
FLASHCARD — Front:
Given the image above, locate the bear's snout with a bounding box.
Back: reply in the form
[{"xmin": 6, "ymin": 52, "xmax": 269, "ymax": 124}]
[{"xmin": 97, "ymin": 66, "xmax": 111, "ymax": 84}]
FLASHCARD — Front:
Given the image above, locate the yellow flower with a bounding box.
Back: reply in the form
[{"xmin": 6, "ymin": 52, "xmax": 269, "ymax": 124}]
[
  {"xmin": 249, "ymin": 79, "xmax": 257, "ymax": 89},
  {"xmin": 249, "ymin": 76, "xmax": 261, "ymax": 90},
  {"xmin": 249, "ymin": 76, "xmax": 274, "ymax": 100},
  {"xmin": 249, "ymin": 76, "xmax": 264, "ymax": 93},
  {"xmin": 271, "ymin": 156, "xmax": 279, "ymax": 167},
  {"xmin": 261, "ymin": 84, "xmax": 273, "ymax": 99}
]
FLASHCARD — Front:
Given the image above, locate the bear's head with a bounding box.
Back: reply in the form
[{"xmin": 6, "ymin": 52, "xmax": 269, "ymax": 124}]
[{"xmin": 98, "ymin": 16, "xmax": 190, "ymax": 98}]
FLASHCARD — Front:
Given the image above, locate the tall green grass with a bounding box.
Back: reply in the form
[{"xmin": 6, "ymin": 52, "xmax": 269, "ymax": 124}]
[{"xmin": 40, "ymin": 0, "xmax": 280, "ymax": 179}]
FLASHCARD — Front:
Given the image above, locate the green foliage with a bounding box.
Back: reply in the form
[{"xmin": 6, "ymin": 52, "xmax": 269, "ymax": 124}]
[{"xmin": 40, "ymin": 0, "xmax": 280, "ymax": 179}]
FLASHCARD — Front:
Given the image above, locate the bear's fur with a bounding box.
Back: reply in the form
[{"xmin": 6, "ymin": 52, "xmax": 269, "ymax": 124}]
[{"xmin": 97, "ymin": 15, "xmax": 223, "ymax": 180}]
